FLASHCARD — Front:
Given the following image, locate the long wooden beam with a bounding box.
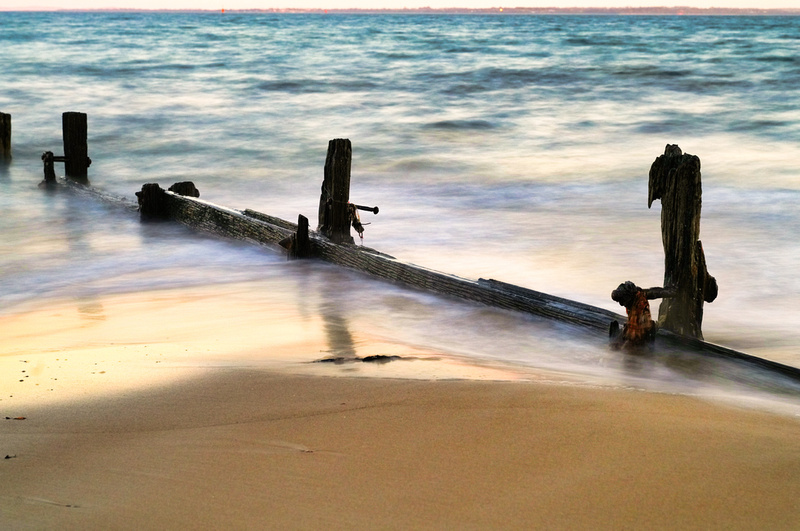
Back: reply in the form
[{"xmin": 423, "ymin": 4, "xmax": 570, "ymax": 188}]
[
  {"xmin": 183, "ymin": 192, "xmax": 800, "ymax": 381},
  {"xmin": 162, "ymin": 191, "xmax": 624, "ymax": 328},
  {"xmin": 52, "ymin": 179, "xmax": 800, "ymax": 382},
  {"xmin": 156, "ymin": 190, "xmax": 800, "ymax": 381}
]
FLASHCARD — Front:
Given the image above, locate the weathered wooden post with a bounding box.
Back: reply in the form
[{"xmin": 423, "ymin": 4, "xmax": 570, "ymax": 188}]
[
  {"xmin": 318, "ymin": 138, "xmax": 354, "ymax": 244},
  {"xmin": 0, "ymin": 112, "xmax": 11, "ymax": 162},
  {"xmin": 62, "ymin": 112, "xmax": 91, "ymax": 181},
  {"xmin": 41, "ymin": 151, "xmax": 56, "ymax": 184},
  {"xmin": 648, "ymin": 144, "xmax": 718, "ymax": 339},
  {"xmin": 279, "ymin": 214, "xmax": 312, "ymax": 259},
  {"xmin": 136, "ymin": 183, "xmax": 170, "ymax": 220},
  {"xmin": 295, "ymin": 214, "xmax": 310, "ymax": 258}
]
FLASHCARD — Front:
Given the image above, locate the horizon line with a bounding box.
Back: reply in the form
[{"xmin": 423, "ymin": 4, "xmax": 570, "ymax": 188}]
[{"xmin": 3, "ymin": 6, "xmax": 800, "ymax": 14}]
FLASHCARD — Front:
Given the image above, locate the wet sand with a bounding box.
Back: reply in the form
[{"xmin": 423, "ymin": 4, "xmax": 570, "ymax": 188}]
[
  {"xmin": 3, "ymin": 288, "xmax": 800, "ymax": 528},
  {"xmin": 4, "ymin": 371, "xmax": 800, "ymax": 529}
]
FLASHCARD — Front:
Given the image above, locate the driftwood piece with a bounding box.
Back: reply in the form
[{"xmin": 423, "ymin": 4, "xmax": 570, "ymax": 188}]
[
  {"xmin": 649, "ymin": 144, "xmax": 718, "ymax": 339},
  {"xmin": 318, "ymin": 139, "xmax": 354, "ymax": 244},
  {"xmin": 62, "ymin": 112, "xmax": 91, "ymax": 182},
  {"xmin": 0, "ymin": 112, "xmax": 10, "ymax": 162}
]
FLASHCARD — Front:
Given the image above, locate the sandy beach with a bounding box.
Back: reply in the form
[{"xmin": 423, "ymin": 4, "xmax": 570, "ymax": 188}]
[
  {"xmin": 4, "ymin": 370, "xmax": 800, "ymax": 529},
  {"xmin": 3, "ymin": 288, "xmax": 800, "ymax": 529},
  {"xmin": 4, "ymin": 9, "xmax": 800, "ymax": 529}
]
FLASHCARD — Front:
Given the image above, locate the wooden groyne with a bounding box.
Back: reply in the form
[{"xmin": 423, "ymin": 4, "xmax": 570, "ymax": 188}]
[
  {"xmin": 31, "ymin": 113, "xmax": 800, "ymax": 383},
  {"xmin": 142, "ymin": 183, "xmax": 625, "ymax": 332},
  {"xmin": 131, "ymin": 185, "xmax": 800, "ymax": 382}
]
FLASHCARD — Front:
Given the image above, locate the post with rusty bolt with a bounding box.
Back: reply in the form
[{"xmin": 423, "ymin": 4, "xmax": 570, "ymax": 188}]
[
  {"xmin": 62, "ymin": 112, "xmax": 91, "ymax": 182},
  {"xmin": 352, "ymin": 204, "xmax": 379, "ymax": 215},
  {"xmin": 0, "ymin": 112, "xmax": 11, "ymax": 163},
  {"xmin": 318, "ymin": 138, "xmax": 354, "ymax": 244}
]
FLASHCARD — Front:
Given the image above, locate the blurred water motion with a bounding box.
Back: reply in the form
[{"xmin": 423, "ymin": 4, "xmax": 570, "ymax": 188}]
[{"xmin": 1, "ymin": 12, "xmax": 800, "ymax": 411}]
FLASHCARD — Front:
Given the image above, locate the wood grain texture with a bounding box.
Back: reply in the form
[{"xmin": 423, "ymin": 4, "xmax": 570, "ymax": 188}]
[{"xmin": 649, "ymin": 144, "xmax": 717, "ymax": 339}]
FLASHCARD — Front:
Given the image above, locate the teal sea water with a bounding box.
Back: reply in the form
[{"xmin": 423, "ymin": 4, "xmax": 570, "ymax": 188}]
[{"xmin": 2, "ymin": 12, "xmax": 800, "ymax": 410}]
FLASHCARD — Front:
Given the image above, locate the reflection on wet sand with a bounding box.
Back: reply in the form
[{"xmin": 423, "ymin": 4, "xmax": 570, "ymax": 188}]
[
  {"xmin": 0, "ymin": 278, "xmax": 532, "ymax": 407},
  {"xmin": 319, "ymin": 301, "xmax": 357, "ymax": 360},
  {"xmin": 77, "ymin": 300, "xmax": 106, "ymax": 321}
]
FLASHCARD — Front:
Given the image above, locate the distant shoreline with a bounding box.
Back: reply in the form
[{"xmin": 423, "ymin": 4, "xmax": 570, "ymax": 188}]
[{"xmin": 4, "ymin": 7, "xmax": 800, "ymax": 16}]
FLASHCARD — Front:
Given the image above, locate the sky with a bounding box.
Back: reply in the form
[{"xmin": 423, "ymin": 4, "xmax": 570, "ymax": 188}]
[{"xmin": 2, "ymin": 0, "xmax": 799, "ymax": 9}]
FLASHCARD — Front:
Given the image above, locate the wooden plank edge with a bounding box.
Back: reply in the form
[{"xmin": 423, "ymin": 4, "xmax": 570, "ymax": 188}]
[
  {"xmin": 656, "ymin": 330, "xmax": 800, "ymax": 381},
  {"xmin": 57, "ymin": 177, "xmax": 139, "ymax": 212}
]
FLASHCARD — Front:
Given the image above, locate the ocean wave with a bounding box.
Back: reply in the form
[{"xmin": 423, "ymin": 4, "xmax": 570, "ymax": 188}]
[
  {"xmin": 756, "ymin": 55, "xmax": 797, "ymax": 64},
  {"xmin": 421, "ymin": 66, "xmax": 596, "ymax": 95},
  {"xmin": 423, "ymin": 119, "xmax": 498, "ymax": 131},
  {"xmin": 612, "ymin": 65, "xmax": 695, "ymax": 79},
  {"xmin": 564, "ymin": 36, "xmax": 628, "ymax": 47},
  {"xmin": 255, "ymin": 78, "xmax": 380, "ymax": 93}
]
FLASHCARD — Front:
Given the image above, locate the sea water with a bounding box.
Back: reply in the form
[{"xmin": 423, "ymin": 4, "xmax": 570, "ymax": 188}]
[{"xmin": 2, "ymin": 12, "xmax": 800, "ymax": 411}]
